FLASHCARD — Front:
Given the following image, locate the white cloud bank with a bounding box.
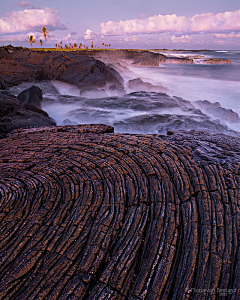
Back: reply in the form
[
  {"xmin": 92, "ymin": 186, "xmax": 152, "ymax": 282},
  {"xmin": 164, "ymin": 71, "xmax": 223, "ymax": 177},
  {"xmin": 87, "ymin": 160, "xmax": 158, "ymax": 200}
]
[
  {"xmin": 0, "ymin": 7, "xmax": 66, "ymax": 35},
  {"xmin": 85, "ymin": 9, "xmax": 240, "ymax": 38}
]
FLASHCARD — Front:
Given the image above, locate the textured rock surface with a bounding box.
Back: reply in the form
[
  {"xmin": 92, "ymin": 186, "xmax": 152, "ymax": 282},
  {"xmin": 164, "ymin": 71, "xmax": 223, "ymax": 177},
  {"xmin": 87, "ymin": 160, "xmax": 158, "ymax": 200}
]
[
  {"xmin": 17, "ymin": 85, "xmax": 43, "ymax": 109},
  {"xmin": 127, "ymin": 78, "xmax": 167, "ymax": 93},
  {"xmin": 202, "ymin": 58, "xmax": 231, "ymax": 64},
  {"xmin": 0, "ymin": 46, "xmax": 124, "ymax": 90},
  {"xmin": 73, "ymin": 49, "xmax": 194, "ymax": 66},
  {"xmin": 0, "ymin": 91, "xmax": 56, "ymax": 136},
  {"xmin": 0, "ymin": 124, "xmax": 239, "ymax": 299}
]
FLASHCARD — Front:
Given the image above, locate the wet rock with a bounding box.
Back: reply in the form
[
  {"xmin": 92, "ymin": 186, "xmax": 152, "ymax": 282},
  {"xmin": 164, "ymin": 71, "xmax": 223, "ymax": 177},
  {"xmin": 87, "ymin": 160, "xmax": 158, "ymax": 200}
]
[
  {"xmin": 17, "ymin": 85, "xmax": 43, "ymax": 109},
  {"xmin": 127, "ymin": 78, "xmax": 168, "ymax": 93},
  {"xmin": 202, "ymin": 58, "xmax": 231, "ymax": 64},
  {"xmin": 194, "ymin": 100, "xmax": 240, "ymax": 122},
  {"xmin": 0, "ymin": 46, "xmax": 124, "ymax": 90},
  {"xmin": 66, "ymin": 92, "xmax": 240, "ymax": 137},
  {"xmin": 0, "ymin": 124, "xmax": 239, "ymax": 299},
  {"xmin": 0, "ymin": 92, "xmax": 56, "ymax": 136}
]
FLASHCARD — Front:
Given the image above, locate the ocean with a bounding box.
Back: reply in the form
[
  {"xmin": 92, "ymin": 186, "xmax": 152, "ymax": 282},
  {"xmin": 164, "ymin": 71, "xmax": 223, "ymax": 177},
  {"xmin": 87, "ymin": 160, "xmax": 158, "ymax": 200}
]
[{"xmin": 9, "ymin": 50, "xmax": 240, "ymax": 135}]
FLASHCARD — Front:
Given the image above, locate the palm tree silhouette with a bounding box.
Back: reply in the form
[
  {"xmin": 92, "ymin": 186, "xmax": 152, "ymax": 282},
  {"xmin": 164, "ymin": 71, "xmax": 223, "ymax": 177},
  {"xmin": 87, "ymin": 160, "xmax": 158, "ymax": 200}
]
[
  {"xmin": 79, "ymin": 43, "xmax": 82, "ymax": 49},
  {"xmin": 27, "ymin": 35, "xmax": 36, "ymax": 49},
  {"xmin": 39, "ymin": 26, "xmax": 52, "ymax": 51},
  {"xmin": 39, "ymin": 39, "xmax": 43, "ymax": 49},
  {"xmin": 102, "ymin": 42, "xmax": 105, "ymax": 49}
]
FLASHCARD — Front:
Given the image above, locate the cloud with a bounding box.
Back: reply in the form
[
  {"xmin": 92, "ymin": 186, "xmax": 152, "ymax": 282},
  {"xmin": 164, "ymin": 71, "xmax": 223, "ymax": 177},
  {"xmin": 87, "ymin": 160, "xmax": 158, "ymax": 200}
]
[
  {"xmin": 190, "ymin": 10, "xmax": 240, "ymax": 32},
  {"xmin": 97, "ymin": 9, "xmax": 240, "ymax": 37},
  {"xmin": 171, "ymin": 35, "xmax": 192, "ymax": 44},
  {"xmin": 0, "ymin": 31, "xmax": 37, "ymax": 42},
  {"xmin": 14, "ymin": 1, "xmax": 39, "ymax": 9},
  {"xmin": 124, "ymin": 35, "xmax": 143, "ymax": 42},
  {"xmin": 213, "ymin": 32, "xmax": 240, "ymax": 39},
  {"xmin": 70, "ymin": 31, "xmax": 77, "ymax": 35},
  {"xmin": 84, "ymin": 29, "xmax": 99, "ymax": 40},
  {"xmin": 0, "ymin": 7, "xmax": 66, "ymax": 35},
  {"xmin": 100, "ymin": 14, "xmax": 187, "ymax": 36}
]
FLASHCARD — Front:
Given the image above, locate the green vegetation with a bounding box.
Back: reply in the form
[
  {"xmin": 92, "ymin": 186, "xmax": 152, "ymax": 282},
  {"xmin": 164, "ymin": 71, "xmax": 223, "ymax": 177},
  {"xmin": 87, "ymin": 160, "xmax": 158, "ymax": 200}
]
[{"xmin": 27, "ymin": 35, "xmax": 37, "ymax": 48}]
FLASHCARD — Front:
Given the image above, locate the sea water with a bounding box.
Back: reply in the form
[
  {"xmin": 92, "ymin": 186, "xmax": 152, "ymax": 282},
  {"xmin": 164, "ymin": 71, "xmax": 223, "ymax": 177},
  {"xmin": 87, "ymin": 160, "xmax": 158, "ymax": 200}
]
[
  {"xmin": 130, "ymin": 50, "xmax": 240, "ymax": 115},
  {"xmin": 8, "ymin": 50, "xmax": 240, "ymax": 134}
]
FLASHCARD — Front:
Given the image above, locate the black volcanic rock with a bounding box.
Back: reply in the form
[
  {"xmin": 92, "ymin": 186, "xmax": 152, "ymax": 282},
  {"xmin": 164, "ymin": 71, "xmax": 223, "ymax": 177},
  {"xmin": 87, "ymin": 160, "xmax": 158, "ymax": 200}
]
[
  {"xmin": 17, "ymin": 85, "xmax": 42, "ymax": 109},
  {"xmin": 0, "ymin": 46, "xmax": 124, "ymax": 90},
  {"xmin": 127, "ymin": 78, "xmax": 167, "ymax": 92},
  {"xmin": 0, "ymin": 124, "xmax": 239, "ymax": 299},
  {"xmin": 194, "ymin": 100, "xmax": 240, "ymax": 122},
  {"xmin": 73, "ymin": 49, "xmax": 195, "ymax": 66},
  {"xmin": 0, "ymin": 91, "xmax": 56, "ymax": 136}
]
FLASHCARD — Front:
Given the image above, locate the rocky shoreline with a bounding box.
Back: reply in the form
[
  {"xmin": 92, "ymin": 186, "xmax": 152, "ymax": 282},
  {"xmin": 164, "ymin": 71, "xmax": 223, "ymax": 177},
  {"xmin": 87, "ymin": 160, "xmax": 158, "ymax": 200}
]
[{"xmin": 0, "ymin": 46, "xmax": 239, "ymax": 299}]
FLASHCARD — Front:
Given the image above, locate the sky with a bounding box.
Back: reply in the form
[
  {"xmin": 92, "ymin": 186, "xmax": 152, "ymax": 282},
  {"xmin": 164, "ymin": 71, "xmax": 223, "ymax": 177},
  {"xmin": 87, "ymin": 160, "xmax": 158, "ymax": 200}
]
[{"xmin": 0, "ymin": 0, "xmax": 240, "ymax": 50}]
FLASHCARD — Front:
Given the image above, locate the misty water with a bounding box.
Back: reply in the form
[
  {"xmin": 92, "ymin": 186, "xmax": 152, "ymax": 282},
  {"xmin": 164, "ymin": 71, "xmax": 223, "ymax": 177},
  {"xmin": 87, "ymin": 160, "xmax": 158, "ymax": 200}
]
[{"xmin": 9, "ymin": 50, "xmax": 240, "ymax": 136}]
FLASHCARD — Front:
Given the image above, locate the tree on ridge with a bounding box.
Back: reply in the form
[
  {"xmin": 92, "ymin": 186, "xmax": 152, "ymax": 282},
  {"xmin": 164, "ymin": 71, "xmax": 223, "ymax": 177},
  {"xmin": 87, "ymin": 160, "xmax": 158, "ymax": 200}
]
[
  {"xmin": 39, "ymin": 26, "xmax": 52, "ymax": 51},
  {"xmin": 27, "ymin": 35, "xmax": 36, "ymax": 49}
]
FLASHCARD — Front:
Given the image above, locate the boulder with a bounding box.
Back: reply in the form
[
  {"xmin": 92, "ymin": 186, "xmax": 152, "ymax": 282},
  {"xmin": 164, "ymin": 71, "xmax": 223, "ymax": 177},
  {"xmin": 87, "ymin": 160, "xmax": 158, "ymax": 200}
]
[
  {"xmin": 127, "ymin": 78, "xmax": 168, "ymax": 93},
  {"xmin": 17, "ymin": 85, "xmax": 42, "ymax": 109},
  {"xmin": 0, "ymin": 91, "xmax": 56, "ymax": 136}
]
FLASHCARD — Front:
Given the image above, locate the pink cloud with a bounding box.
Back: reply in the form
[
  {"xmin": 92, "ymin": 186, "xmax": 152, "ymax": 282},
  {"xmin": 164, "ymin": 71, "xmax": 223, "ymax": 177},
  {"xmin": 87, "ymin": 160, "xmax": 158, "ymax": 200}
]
[
  {"xmin": 190, "ymin": 10, "xmax": 240, "ymax": 32},
  {"xmin": 0, "ymin": 7, "xmax": 66, "ymax": 34},
  {"xmin": 14, "ymin": 1, "xmax": 39, "ymax": 9},
  {"xmin": 213, "ymin": 32, "xmax": 240, "ymax": 39},
  {"xmin": 100, "ymin": 14, "xmax": 187, "ymax": 36},
  {"xmin": 98, "ymin": 9, "xmax": 240, "ymax": 37}
]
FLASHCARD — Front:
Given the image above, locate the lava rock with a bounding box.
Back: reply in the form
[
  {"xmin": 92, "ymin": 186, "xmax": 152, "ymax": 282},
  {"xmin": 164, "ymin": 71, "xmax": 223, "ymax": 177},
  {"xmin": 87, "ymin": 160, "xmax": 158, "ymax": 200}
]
[
  {"xmin": 0, "ymin": 46, "xmax": 124, "ymax": 90},
  {"xmin": 17, "ymin": 85, "xmax": 43, "ymax": 109},
  {"xmin": 0, "ymin": 125, "xmax": 239, "ymax": 299},
  {"xmin": 0, "ymin": 92, "xmax": 56, "ymax": 136}
]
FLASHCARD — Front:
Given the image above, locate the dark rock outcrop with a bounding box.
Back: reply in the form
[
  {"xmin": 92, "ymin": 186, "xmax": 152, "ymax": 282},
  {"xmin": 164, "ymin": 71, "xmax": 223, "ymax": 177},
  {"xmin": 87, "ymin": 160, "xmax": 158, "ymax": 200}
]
[
  {"xmin": 17, "ymin": 85, "xmax": 43, "ymax": 109},
  {"xmin": 194, "ymin": 100, "xmax": 240, "ymax": 122},
  {"xmin": 66, "ymin": 92, "xmax": 240, "ymax": 137},
  {"xmin": 202, "ymin": 58, "xmax": 231, "ymax": 64},
  {"xmin": 127, "ymin": 78, "xmax": 167, "ymax": 93},
  {"xmin": 0, "ymin": 46, "xmax": 124, "ymax": 90},
  {"xmin": 74, "ymin": 49, "xmax": 194, "ymax": 66},
  {"xmin": 0, "ymin": 124, "xmax": 239, "ymax": 299},
  {"xmin": 0, "ymin": 91, "xmax": 56, "ymax": 136}
]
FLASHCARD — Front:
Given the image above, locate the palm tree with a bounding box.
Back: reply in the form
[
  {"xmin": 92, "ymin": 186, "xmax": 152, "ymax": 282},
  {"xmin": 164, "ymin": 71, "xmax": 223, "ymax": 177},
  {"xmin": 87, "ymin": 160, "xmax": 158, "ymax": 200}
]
[
  {"xmin": 40, "ymin": 39, "xmax": 43, "ymax": 49},
  {"xmin": 102, "ymin": 42, "xmax": 105, "ymax": 49},
  {"xmin": 74, "ymin": 43, "xmax": 77, "ymax": 49},
  {"xmin": 79, "ymin": 43, "xmax": 82, "ymax": 49},
  {"xmin": 69, "ymin": 43, "xmax": 72, "ymax": 49},
  {"xmin": 27, "ymin": 35, "xmax": 36, "ymax": 49},
  {"xmin": 65, "ymin": 44, "xmax": 68, "ymax": 49},
  {"xmin": 84, "ymin": 45, "xmax": 86, "ymax": 49},
  {"xmin": 91, "ymin": 41, "xmax": 94, "ymax": 49},
  {"xmin": 39, "ymin": 26, "xmax": 52, "ymax": 51},
  {"xmin": 109, "ymin": 44, "xmax": 111, "ymax": 49},
  {"xmin": 55, "ymin": 43, "xmax": 58, "ymax": 50}
]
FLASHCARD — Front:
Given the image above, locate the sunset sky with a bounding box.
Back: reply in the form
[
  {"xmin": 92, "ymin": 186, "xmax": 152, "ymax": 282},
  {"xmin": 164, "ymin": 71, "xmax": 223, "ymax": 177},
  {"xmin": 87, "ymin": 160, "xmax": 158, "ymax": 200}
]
[{"xmin": 1, "ymin": 0, "xmax": 240, "ymax": 49}]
